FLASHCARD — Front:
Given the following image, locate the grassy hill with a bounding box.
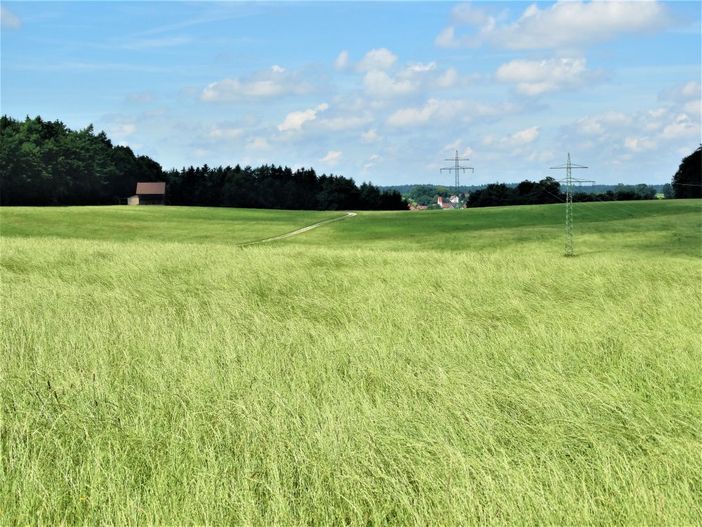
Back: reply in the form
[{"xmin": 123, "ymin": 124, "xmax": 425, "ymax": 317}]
[
  {"xmin": 0, "ymin": 206, "xmax": 344, "ymax": 245},
  {"xmin": 1, "ymin": 200, "xmax": 700, "ymax": 524}
]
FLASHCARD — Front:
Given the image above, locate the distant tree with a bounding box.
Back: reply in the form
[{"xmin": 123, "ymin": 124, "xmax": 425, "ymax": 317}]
[
  {"xmin": 536, "ymin": 177, "xmax": 562, "ymax": 203},
  {"xmin": 661, "ymin": 183, "xmax": 674, "ymax": 198},
  {"xmin": 408, "ymin": 184, "xmax": 437, "ymax": 206},
  {"xmin": 672, "ymin": 146, "xmax": 701, "ymax": 198},
  {"xmin": 634, "ymin": 183, "xmax": 656, "ymax": 200},
  {"xmin": 468, "ymin": 183, "xmax": 512, "ymax": 207}
]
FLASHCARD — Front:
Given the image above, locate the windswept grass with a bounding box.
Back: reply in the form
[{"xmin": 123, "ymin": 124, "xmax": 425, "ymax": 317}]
[
  {"xmin": 284, "ymin": 199, "xmax": 702, "ymax": 257},
  {"xmin": 1, "ymin": 201, "xmax": 701, "ymax": 524},
  {"xmin": 0, "ymin": 206, "xmax": 344, "ymax": 245}
]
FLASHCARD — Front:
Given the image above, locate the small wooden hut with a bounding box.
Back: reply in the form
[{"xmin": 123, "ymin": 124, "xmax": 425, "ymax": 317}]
[{"xmin": 131, "ymin": 182, "xmax": 166, "ymax": 205}]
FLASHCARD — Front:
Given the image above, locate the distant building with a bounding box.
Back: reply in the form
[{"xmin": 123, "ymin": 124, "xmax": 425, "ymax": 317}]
[
  {"xmin": 129, "ymin": 181, "xmax": 166, "ymax": 205},
  {"xmin": 437, "ymin": 195, "xmax": 460, "ymax": 209}
]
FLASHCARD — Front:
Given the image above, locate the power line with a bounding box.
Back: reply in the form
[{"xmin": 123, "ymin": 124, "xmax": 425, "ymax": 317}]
[
  {"xmin": 440, "ymin": 150, "xmax": 473, "ymax": 206},
  {"xmin": 550, "ymin": 153, "xmax": 594, "ymax": 257}
]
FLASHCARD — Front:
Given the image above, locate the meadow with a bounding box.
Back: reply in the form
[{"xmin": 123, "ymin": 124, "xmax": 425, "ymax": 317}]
[{"xmin": 1, "ymin": 200, "xmax": 701, "ymax": 524}]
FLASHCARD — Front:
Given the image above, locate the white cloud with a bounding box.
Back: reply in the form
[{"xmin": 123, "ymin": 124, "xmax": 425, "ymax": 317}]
[
  {"xmin": 496, "ymin": 57, "xmax": 592, "ymax": 95},
  {"xmin": 679, "ymin": 81, "xmax": 701, "ymax": 99},
  {"xmin": 659, "ymin": 81, "xmax": 701, "ymax": 119},
  {"xmin": 277, "ymin": 103, "xmax": 329, "ymax": 132},
  {"xmin": 435, "ymin": 26, "xmax": 460, "ymax": 48},
  {"xmin": 202, "ymin": 66, "xmax": 312, "ymax": 101},
  {"xmin": 363, "ymin": 70, "xmax": 417, "ymax": 97},
  {"xmin": 452, "ymin": 3, "xmax": 494, "ymax": 26},
  {"xmin": 208, "ymin": 126, "xmax": 244, "ymax": 140},
  {"xmin": 318, "ymin": 114, "xmax": 373, "ymax": 131},
  {"xmin": 321, "ymin": 150, "xmax": 342, "ymax": 165},
  {"xmin": 575, "ymin": 112, "xmax": 631, "ymax": 136},
  {"xmin": 387, "ymin": 99, "xmax": 444, "ymax": 127},
  {"xmin": 482, "ymin": 126, "xmax": 539, "ymax": 150},
  {"xmin": 660, "ymin": 81, "xmax": 701, "ymax": 102},
  {"xmin": 108, "ymin": 121, "xmax": 137, "ymax": 139},
  {"xmin": 334, "ymin": 51, "xmax": 349, "ymax": 70},
  {"xmin": 436, "ymin": 68, "xmax": 458, "ymax": 88},
  {"xmin": 572, "ymin": 111, "xmax": 636, "ymax": 144},
  {"xmin": 566, "ymin": 100, "xmax": 700, "ymax": 161},
  {"xmin": 361, "ymin": 129, "xmax": 381, "ymax": 143},
  {"xmin": 661, "ymin": 113, "xmax": 698, "ymax": 140},
  {"xmin": 511, "ymin": 126, "xmax": 539, "ymax": 145},
  {"xmin": 684, "ymin": 99, "xmax": 701, "ymax": 117},
  {"xmin": 527, "ymin": 150, "xmax": 556, "ymax": 163},
  {"xmin": 624, "ymin": 136, "xmax": 656, "ymax": 152},
  {"xmin": 357, "ymin": 48, "xmax": 397, "ymax": 71},
  {"xmin": 437, "ymin": 0, "xmax": 670, "ymax": 50},
  {"xmin": 246, "ymin": 137, "xmax": 271, "ymax": 151},
  {"xmin": 577, "ymin": 119, "xmax": 605, "ymax": 137},
  {"xmin": 406, "ymin": 62, "xmax": 437, "ymax": 73},
  {"xmin": 362, "ymin": 154, "xmax": 382, "ymax": 172},
  {"xmin": 386, "ymin": 98, "xmax": 465, "ymax": 127},
  {"xmin": 0, "ymin": 6, "xmax": 21, "ymax": 29},
  {"xmin": 387, "ymin": 98, "xmax": 519, "ymax": 128},
  {"xmin": 443, "ymin": 139, "xmax": 473, "ymax": 158},
  {"xmin": 126, "ymin": 92, "xmax": 155, "ymax": 104},
  {"xmin": 362, "ymin": 60, "xmax": 461, "ymax": 97}
]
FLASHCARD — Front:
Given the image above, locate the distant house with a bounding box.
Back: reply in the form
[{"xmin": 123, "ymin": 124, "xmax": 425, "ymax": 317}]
[
  {"xmin": 129, "ymin": 181, "xmax": 166, "ymax": 205},
  {"xmin": 437, "ymin": 195, "xmax": 462, "ymax": 209}
]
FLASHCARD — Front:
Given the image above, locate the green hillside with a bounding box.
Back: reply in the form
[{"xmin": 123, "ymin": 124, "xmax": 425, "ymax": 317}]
[
  {"xmin": 283, "ymin": 199, "xmax": 701, "ymax": 256},
  {"xmin": 0, "ymin": 206, "xmax": 344, "ymax": 245},
  {"xmin": 1, "ymin": 201, "xmax": 701, "ymax": 524}
]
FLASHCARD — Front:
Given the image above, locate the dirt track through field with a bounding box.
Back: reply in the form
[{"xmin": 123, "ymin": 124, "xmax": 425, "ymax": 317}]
[{"xmin": 239, "ymin": 212, "xmax": 357, "ymax": 246}]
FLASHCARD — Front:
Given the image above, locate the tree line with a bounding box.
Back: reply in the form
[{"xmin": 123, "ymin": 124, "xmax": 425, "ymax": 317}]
[
  {"xmin": 467, "ymin": 179, "xmax": 665, "ymax": 208},
  {"xmin": 470, "ymin": 146, "xmax": 701, "ymax": 207},
  {"xmin": 164, "ymin": 164, "xmax": 406, "ymax": 210},
  {"xmin": 0, "ymin": 115, "xmax": 406, "ymax": 210},
  {"xmin": 1, "ymin": 115, "xmax": 698, "ymax": 209}
]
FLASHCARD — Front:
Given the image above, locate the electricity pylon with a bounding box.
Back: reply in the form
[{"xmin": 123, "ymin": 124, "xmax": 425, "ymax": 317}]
[
  {"xmin": 550, "ymin": 153, "xmax": 593, "ymax": 256},
  {"xmin": 441, "ymin": 150, "xmax": 473, "ymax": 205}
]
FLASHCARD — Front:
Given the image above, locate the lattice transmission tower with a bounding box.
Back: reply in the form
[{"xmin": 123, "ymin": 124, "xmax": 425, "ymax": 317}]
[
  {"xmin": 441, "ymin": 150, "xmax": 474, "ymax": 203},
  {"xmin": 550, "ymin": 153, "xmax": 594, "ymax": 257}
]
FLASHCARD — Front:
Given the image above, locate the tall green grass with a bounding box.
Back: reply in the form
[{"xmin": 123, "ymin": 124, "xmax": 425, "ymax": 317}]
[
  {"xmin": 0, "ymin": 206, "xmax": 344, "ymax": 245},
  {"xmin": 1, "ymin": 201, "xmax": 701, "ymax": 524}
]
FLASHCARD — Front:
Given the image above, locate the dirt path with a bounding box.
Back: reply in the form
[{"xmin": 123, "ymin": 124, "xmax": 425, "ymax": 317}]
[{"xmin": 239, "ymin": 212, "xmax": 357, "ymax": 246}]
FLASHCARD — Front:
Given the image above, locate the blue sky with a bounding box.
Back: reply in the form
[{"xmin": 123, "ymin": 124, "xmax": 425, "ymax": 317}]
[{"xmin": 1, "ymin": 1, "xmax": 700, "ymax": 185}]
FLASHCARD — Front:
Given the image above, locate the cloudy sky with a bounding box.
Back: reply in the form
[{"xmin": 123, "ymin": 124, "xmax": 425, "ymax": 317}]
[{"xmin": 1, "ymin": 1, "xmax": 700, "ymax": 185}]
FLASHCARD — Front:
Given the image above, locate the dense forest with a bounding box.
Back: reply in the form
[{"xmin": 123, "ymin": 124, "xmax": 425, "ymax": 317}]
[
  {"xmin": 0, "ymin": 116, "xmax": 406, "ymax": 210},
  {"xmin": 0, "ymin": 116, "xmax": 162, "ymax": 206},
  {"xmin": 164, "ymin": 164, "xmax": 406, "ymax": 210}
]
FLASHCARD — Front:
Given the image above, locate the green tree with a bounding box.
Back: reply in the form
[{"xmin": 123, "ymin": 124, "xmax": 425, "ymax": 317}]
[
  {"xmin": 672, "ymin": 146, "xmax": 701, "ymax": 198},
  {"xmin": 661, "ymin": 183, "xmax": 673, "ymax": 198}
]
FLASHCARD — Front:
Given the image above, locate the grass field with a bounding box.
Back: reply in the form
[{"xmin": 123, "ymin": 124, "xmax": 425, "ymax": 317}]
[{"xmin": 1, "ymin": 200, "xmax": 701, "ymax": 524}]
